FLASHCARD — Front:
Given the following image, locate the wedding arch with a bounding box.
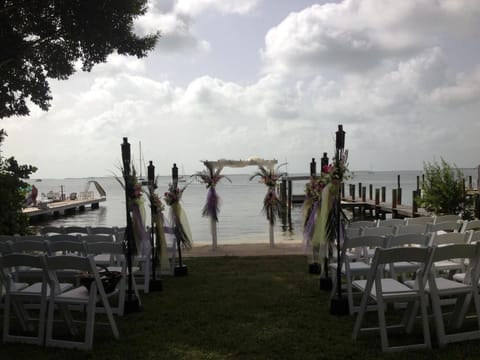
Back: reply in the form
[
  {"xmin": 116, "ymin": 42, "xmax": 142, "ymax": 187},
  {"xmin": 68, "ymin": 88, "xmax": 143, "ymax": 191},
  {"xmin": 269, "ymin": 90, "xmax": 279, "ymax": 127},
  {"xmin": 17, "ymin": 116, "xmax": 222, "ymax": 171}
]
[{"xmin": 196, "ymin": 158, "xmax": 279, "ymax": 249}]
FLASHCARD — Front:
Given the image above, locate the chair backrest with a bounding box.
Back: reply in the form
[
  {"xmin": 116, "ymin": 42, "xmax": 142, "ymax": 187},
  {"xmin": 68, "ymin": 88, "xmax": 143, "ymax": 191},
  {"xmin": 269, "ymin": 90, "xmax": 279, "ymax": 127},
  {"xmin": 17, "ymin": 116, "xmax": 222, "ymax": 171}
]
[
  {"xmin": 388, "ymin": 233, "xmax": 431, "ymax": 248},
  {"xmin": 47, "ymin": 234, "xmax": 82, "ymax": 243},
  {"xmin": 39, "ymin": 226, "xmax": 64, "ymax": 235},
  {"xmin": 377, "ymin": 219, "xmax": 405, "ymax": 228},
  {"xmin": 349, "ymin": 220, "xmax": 378, "ymax": 229},
  {"xmin": 87, "ymin": 226, "xmax": 117, "ymax": 236},
  {"xmin": 426, "ymin": 221, "xmax": 461, "ymax": 234},
  {"xmin": 429, "ymin": 243, "xmax": 480, "ymax": 284},
  {"xmin": 404, "ymin": 217, "xmax": 434, "ymax": 225},
  {"xmin": 45, "ymin": 239, "xmax": 87, "ymax": 257},
  {"xmin": 14, "ymin": 235, "xmax": 48, "ymax": 242},
  {"xmin": 430, "ymin": 232, "xmax": 469, "ymax": 247},
  {"xmin": 0, "ymin": 235, "xmax": 16, "ymax": 243},
  {"xmin": 360, "ymin": 226, "xmax": 394, "ymax": 237},
  {"xmin": 394, "ymin": 224, "xmax": 427, "ymax": 236},
  {"xmin": 345, "ymin": 227, "xmax": 361, "ymax": 239},
  {"xmin": 83, "ymin": 234, "xmax": 115, "ymax": 244},
  {"xmin": 0, "ymin": 253, "xmax": 48, "ymax": 286},
  {"xmin": 0, "ymin": 241, "xmax": 11, "ymax": 255},
  {"xmin": 342, "ymin": 235, "xmax": 387, "ymax": 263},
  {"xmin": 9, "ymin": 239, "xmax": 47, "ymax": 254},
  {"xmin": 63, "ymin": 226, "xmax": 89, "ymax": 235},
  {"xmin": 468, "ymin": 230, "xmax": 480, "ymax": 244},
  {"xmin": 462, "ymin": 220, "xmax": 480, "ymax": 233},
  {"xmin": 45, "ymin": 255, "xmax": 95, "ymax": 295},
  {"xmin": 434, "ymin": 214, "xmax": 461, "ymax": 224},
  {"xmin": 370, "ymin": 246, "xmax": 432, "ymax": 285}
]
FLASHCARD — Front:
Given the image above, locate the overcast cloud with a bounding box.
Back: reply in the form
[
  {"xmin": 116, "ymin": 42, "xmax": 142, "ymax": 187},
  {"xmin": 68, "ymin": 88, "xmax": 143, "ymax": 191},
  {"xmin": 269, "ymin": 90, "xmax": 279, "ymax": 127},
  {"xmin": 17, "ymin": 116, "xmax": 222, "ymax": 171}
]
[{"xmin": 3, "ymin": 0, "xmax": 480, "ymax": 178}]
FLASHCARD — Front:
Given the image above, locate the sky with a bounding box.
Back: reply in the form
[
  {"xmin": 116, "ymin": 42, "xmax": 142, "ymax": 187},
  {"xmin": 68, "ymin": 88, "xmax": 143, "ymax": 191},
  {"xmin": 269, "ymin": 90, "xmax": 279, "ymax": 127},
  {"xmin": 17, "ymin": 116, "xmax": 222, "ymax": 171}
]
[{"xmin": 3, "ymin": 0, "xmax": 480, "ymax": 178}]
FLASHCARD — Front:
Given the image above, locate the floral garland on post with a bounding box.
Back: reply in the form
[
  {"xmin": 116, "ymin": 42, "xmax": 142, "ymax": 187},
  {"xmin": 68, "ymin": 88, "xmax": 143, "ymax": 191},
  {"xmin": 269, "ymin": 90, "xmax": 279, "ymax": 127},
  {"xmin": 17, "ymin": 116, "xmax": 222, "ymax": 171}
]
[
  {"xmin": 195, "ymin": 161, "xmax": 231, "ymax": 249},
  {"xmin": 303, "ymin": 151, "xmax": 349, "ymax": 275},
  {"xmin": 250, "ymin": 164, "xmax": 287, "ymax": 246},
  {"xmin": 146, "ymin": 183, "xmax": 170, "ymax": 274},
  {"xmin": 115, "ymin": 168, "xmax": 150, "ymax": 257},
  {"xmin": 195, "ymin": 161, "xmax": 231, "ymax": 222},
  {"xmin": 164, "ymin": 183, "xmax": 192, "ymax": 266}
]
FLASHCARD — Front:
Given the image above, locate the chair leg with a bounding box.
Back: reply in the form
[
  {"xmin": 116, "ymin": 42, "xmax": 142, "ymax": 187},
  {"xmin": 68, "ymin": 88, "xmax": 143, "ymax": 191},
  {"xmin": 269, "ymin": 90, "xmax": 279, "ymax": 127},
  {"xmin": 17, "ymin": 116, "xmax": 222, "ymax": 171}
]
[{"xmin": 431, "ymin": 292, "xmax": 447, "ymax": 347}]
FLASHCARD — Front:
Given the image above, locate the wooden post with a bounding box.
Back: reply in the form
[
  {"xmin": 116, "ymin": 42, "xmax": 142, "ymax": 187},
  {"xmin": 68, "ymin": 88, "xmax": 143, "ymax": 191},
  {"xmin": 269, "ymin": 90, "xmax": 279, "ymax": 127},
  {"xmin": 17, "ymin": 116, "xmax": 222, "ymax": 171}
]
[
  {"xmin": 269, "ymin": 223, "xmax": 274, "ymax": 248},
  {"xmin": 469, "ymin": 176, "xmax": 473, "ymax": 190},
  {"xmin": 416, "ymin": 176, "xmax": 420, "ymax": 190},
  {"xmin": 412, "ymin": 190, "xmax": 418, "ymax": 217},
  {"xmin": 362, "ymin": 186, "xmax": 366, "ymax": 202},
  {"xmin": 280, "ymin": 179, "xmax": 287, "ymax": 229},
  {"xmin": 397, "ymin": 188, "xmax": 402, "ymax": 205},
  {"xmin": 310, "ymin": 158, "xmax": 316, "ymax": 177},
  {"xmin": 369, "ymin": 184, "xmax": 373, "ymax": 200},
  {"xmin": 341, "ymin": 183, "xmax": 345, "ymax": 198},
  {"xmin": 287, "ymin": 180, "xmax": 292, "ymax": 231},
  {"xmin": 358, "ymin": 182, "xmax": 362, "ymax": 198},
  {"xmin": 392, "ymin": 189, "xmax": 397, "ymax": 218},
  {"xmin": 351, "ymin": 184, "xmax": 356, "ymax": 201},
  {"xmin": 375, "ymin": 188, "xmax": 380, "ymax": 218},
  {"xmin": 381, "ymin": 187, "xmax": 386, "ymax": 202}
]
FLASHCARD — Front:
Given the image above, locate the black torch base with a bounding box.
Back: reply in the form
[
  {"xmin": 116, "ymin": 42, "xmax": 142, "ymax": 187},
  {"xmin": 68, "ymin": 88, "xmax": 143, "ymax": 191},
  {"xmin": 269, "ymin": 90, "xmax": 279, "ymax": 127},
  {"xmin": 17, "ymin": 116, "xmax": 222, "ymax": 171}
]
[
  {"xmin": 174, "ymin": 265, "xmax": 188, "ymax": 277},
  {"xmin": 149, "ymin": 279, "xmax": 163, "ymax": 292},
  {"xmin": 124, "ymin": 292, "xmax": 142, "ymax": 314},
  {"xmin": 308, "ymin": 262, "xmax": 321, "ymax": 274},
  {"xmin": 319, "ymin": 276, "xmax": 333, "ymax": 291},
  {"xmin": 330, "ymin": 296, "xmax": 349, "ymax": 316}
]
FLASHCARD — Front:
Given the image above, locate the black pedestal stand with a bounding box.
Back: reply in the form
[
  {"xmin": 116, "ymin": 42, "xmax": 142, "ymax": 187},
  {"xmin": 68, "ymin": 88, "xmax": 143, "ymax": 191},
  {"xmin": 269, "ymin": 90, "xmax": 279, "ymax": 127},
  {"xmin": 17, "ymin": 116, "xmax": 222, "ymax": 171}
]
[
  {"xmin": 308, "ymin": 262, "xmax": 320, "ymax": 274},
  {"xmin": 147, "ymin": 161, "xmax": 163, "ymax": 292},
  {"xmin": 319, "ymin": 256, "xmax": 333, "ymax": 290},
  {"xmin": 121, "ymin": 137, "xmax": 142, "ymax": 314}
]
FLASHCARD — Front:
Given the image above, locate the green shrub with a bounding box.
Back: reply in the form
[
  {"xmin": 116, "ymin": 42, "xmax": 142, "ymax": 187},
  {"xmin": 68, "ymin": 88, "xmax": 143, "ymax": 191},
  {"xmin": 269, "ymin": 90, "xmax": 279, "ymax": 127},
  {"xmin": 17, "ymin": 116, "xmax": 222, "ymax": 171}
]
[{"xmin": 418, "ymin": 158, "xmax": 470, "ymax": 217}]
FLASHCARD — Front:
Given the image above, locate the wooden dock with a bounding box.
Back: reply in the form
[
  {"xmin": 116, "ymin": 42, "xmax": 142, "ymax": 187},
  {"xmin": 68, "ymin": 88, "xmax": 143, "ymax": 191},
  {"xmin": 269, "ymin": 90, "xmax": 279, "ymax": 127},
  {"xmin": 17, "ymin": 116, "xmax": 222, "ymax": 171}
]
[{"xmin": 23, "ymin": 198, "xmax": 106, "ymax": 219}]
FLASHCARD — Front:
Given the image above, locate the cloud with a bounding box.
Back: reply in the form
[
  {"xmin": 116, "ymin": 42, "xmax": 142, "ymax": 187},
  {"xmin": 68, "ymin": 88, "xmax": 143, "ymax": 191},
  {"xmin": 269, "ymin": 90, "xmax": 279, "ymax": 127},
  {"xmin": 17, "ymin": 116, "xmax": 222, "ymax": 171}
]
[
  {"xmin": 175, "ymin": 0, "xmax": 259, "ymax": 16},
  {"xmin": 261, "ymin": 0, "xmax": 480, "ymax": 75}
]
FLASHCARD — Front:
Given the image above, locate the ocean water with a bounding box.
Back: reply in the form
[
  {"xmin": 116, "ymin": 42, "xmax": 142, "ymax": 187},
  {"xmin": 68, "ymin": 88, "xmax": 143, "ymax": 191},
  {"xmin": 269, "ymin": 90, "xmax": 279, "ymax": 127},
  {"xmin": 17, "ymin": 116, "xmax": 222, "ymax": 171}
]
[{"xmin": 26, "ymin": 169, "xmax": 478, "ymax": 245}]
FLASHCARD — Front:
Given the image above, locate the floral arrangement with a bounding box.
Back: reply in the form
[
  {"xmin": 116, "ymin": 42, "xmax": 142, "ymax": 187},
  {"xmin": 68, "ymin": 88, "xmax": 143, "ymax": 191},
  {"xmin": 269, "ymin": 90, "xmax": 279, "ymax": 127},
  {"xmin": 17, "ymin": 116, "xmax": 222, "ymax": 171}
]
[
  {"xmin": 115, "ymin": 165, "xmax": 150, "ymax": 257},
  {"xmin": 145, "ymin": 179, "xmax": 169, "ymax": 273},
  {"xmin": 195, "ymin": 161, "xmax": 231, "ymax": 222},
  {"xmin": 250, "ymin": 164, "xmax": 287, "ymax": 225},
  {"xmin": 303, "ymin": 150, "xmax": 349, "ymax": 267},
  {"xmin": 164, "ymin": 183, "xmax": 192, "ymax": 250}
]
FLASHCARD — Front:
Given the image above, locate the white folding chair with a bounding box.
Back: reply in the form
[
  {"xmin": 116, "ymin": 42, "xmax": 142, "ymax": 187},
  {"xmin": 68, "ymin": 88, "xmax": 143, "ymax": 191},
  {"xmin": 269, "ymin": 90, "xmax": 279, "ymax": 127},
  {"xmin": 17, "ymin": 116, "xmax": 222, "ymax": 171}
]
[
  {"xmin": 424, "ymin": 243, "xmax": 480, "ymax": 347},
  {"xmin": 377, "ymin": 219, "xmax": 405, "ymax": 228},
  {"xmin": 348, "ymin": 220, "xmax": 378, "ymax": 229},
  {"xmin": 45, "ymin": 255, "xmax": 119, "ymax": 350},
  {"xmin": 39, "ymin": 226, "xmax": 65, "ymax": 235},
  {"xmin": 329, "ymin": 235, "xmax": 387, "ymax": 315},
  {"xmin": 360, "ymin": 226, "xmax": 395, "ymax": 237},
  {"xmin": 461, "ymin": 220, "xmax": 480, "ymax": 233},
  {"xmin": 84, "ymin": 241, "xmax": 141, "ymax": 316},
  {"xmin": 0, "ymin": 254, "xmax": 49, "ymax": 346},
  {"xmin": 63, "ymin": 226, "xmax": 89, "ymax": 236},
  {"xmin": 404, "ymin": 217, "xmax": 434, "ymax": 226},
  {"xmin": 385, "ymin": 233, "xmax": 431, "ymax": 280},
  {"xmin": 394, "ymin": 224, "xmax": 427, "ymax": 236},
  {"xmin": 426, "ymin": 221, "xmax": 462, "ymax": 234},
  {"xmin": 434, "ymin": 214, "xmax": 461, "ymax": 224},
  {"xmin": 352, "ymin": 247, "xmax": 432, "ymax": 352},
  {"xmin": 429, "ymin": 232, "xmax": 470, "ymax": 275}
]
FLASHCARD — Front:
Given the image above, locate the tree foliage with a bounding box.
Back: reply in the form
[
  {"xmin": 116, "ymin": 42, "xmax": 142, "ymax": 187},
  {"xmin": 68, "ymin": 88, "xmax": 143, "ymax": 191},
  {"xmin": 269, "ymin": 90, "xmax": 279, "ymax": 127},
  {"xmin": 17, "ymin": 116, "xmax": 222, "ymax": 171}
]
[
  {"xmin": 419, "ymin": 158, "xmax": 469, "ymax": 216},
  {"xmin": 0, "ymin": 130, "xmax": 37, "ymax": 234},
  {"xmin": 0, "ymin": 0, "xmax": 159, "ymax": 118}
]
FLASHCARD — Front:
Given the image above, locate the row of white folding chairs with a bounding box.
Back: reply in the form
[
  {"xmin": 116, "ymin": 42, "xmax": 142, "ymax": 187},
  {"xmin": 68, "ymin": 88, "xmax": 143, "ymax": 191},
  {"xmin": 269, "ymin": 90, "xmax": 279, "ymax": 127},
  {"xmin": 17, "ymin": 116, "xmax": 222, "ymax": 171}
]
[
  {"xmin": 352, "ymin": 242, "xmax": 480, "ymax": 351},
  {"xmin": 349, "ymin": 216, "xmax": 480, "ymax": 234},
  {"xmin": 0, "ymin": 252, "xmax": 121, "ymax": 350},
  {"xmin": 333, "ymin": 231, "xmax": 475, "ymax": 315}
]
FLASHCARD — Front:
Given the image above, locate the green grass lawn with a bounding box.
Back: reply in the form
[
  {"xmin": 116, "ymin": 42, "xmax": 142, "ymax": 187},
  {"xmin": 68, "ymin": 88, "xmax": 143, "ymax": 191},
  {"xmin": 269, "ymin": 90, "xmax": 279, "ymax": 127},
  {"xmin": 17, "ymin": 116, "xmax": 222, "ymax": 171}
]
[{"xmin": 2, "ymin": 255, "xmax": 480, "ymax": 359}]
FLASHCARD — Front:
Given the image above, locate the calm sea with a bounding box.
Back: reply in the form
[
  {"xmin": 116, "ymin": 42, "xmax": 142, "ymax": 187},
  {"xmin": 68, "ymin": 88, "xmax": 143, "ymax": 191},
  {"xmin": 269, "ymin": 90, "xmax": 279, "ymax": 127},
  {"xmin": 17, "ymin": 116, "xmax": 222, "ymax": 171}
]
[{"xmin": 26, "ymin": 169, "xmax": 478, "ymax": 245}]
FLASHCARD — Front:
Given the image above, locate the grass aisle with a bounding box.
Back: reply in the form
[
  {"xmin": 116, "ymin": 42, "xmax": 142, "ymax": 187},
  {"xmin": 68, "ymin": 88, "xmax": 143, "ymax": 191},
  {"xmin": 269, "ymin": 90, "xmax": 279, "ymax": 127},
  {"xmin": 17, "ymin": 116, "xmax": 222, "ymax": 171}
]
[{"xmin": 2, "ymin": 255, "xmax": 479, "ymax": 359}]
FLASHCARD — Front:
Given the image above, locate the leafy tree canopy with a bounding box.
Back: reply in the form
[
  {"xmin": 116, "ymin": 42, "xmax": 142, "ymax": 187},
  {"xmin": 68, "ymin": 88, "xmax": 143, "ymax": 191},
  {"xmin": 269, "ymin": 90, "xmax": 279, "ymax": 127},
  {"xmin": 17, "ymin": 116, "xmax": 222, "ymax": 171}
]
[
  {"xmin": 0, "ymin": 0, "xmax": 158, "ymax": 118},
  {"xmin": 0, "ymin": 130, "xmax": 37, "ymax": 234}
]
